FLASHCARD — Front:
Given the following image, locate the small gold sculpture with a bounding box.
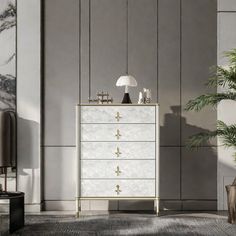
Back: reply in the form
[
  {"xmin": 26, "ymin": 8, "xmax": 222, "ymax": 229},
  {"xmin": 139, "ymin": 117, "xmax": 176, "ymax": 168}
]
[{"xmin": 88, "ymin": 91, "xmax": 113, "ymax": 104}]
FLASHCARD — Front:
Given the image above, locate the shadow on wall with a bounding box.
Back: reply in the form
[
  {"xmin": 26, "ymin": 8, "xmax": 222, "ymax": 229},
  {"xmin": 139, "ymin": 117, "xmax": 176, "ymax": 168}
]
[
  {"xmin": 159, "ymin": 106, "xmax": 217, "ymax": 209},
  {"xmin": 17, "ymin": 117, "xmax": 40, "ymax": 203},
  {"xmin": 104, "ymin": 106, "xmax": 218, "ymax": 211}
]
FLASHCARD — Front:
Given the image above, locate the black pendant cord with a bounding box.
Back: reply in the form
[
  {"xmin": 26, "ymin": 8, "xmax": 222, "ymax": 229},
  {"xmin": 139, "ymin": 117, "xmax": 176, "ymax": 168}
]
[
  {"xmin": 126, "ymin": 0, "xmax": 128, "ymax": 75},
  {"xmin": 89, "ymin": 0, "xmax": 91, "ymax": 99},
  {"xmin": 79, "ymin": 0, "xmax": 81, "ymax": 104}
]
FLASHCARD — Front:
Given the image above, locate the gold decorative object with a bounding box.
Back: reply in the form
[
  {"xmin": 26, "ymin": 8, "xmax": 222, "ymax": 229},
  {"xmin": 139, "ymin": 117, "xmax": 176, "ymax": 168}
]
[
  {"xmin": 115, "ymin": 147, "xmax": 122, "ymax": 157},
  {"xmin": 88, "ymin": 91, "xmax": 113, "ymax": 104},
  {"xmin": 115, "ymin": 185, "xmax": 122, "ymax": 195},
  {"xmin": 115, "ymin": 112, "xmax": 122, "ymax": 122},
  {"xmin": 115, "ymin": 129, "xmax": 122, "ymax": 140},
  {"xmin": 115, "ymin": 166, "xmax": 122, "ymax": 176}
]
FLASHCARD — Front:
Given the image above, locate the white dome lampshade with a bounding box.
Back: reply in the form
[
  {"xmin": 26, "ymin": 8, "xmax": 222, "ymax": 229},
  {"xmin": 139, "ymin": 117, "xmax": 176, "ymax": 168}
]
[{"xmin": 116, "ymin": 75, "xmax": 137, "ymax": 104}]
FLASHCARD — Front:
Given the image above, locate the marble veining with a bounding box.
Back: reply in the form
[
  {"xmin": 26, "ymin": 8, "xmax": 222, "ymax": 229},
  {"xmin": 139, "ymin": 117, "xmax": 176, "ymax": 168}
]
[
  {"xmin": 81, "ymin": 179, "xmax": 156, "ymax": 197},
  {"xmin": 81, "ymin": 142, "xmax": 155, "ymax": 159},
  {"xmin": 81, "ymin": 106, "xmax": 155, "ymax": 123},
  {"xmin": 81, "ymin": 160, "xmax": 155, "ymax": 179},
  {"xmin": 77, "ymin": 105, "xmax": 159, "ymax": 212},
  {"xmin": 81, "ymin": 124, "xmax": 155, "ymax": 141}
]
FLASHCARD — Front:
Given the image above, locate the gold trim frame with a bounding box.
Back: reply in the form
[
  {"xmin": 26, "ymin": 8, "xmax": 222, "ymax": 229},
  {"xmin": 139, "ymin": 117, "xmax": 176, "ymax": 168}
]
[{"xmin": 76, "ymin": 104, "xmax": 160, "ymax": 217}]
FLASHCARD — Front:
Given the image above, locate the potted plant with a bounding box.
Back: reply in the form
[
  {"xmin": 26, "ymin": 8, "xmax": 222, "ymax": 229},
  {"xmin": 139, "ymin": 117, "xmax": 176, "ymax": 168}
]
[
  {"xmin": 0, "ymin": 2, "xmax": 16, "ymax": 109},
  {"xmin": 0, "ymin": 2, "xmax": 16, "ymax": 190},
  {"xmin": 185, "ymin": 49, "xmax": 236, "ymax": 224}
]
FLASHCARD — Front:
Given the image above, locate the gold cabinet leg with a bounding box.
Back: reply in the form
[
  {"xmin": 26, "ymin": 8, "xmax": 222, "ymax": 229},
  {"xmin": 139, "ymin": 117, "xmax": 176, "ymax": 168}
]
[
  {"xmin": 154, "ymin": 199, "xmax": 159, "ymax": 216},
  {"xmin": 76, "ymin": 198, "xmax": 81, "ymax": 218},
  {"xmin": 76, "ymin": 211, "xmax": 80, "ymax": 218}
]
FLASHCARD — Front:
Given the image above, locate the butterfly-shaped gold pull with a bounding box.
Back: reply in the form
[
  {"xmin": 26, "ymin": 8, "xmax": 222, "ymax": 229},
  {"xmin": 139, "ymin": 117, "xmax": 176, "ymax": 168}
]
[
  {"xmin": 115, "ymin": 112, "xmax": 122, "ymax": 122},
  {"xmin": 115, "ymin": 166, "xmax": 122, "ymax": 176},
  {"xmin": 115, "ymin": 147, "xmax": 122, "ymax": 157},
  {"xmin": 115, "ymin": 129, "xmax": 121, "ymax": 140},
  {"xmin": 115, "ymin": 185, "xmax": 122, "ymax": 195}
]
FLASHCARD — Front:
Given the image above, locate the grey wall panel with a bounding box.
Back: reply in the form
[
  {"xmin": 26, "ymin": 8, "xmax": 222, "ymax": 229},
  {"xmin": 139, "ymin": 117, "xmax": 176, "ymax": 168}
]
[
  {"xmin": 181, "ymin": 0, "xmax": 217, "ymax": 145},
  {"xmin": 218, "ymin": 13, "xmax": 236, "ymax": 65},
  {"xmin": 44, "ymin": 147, "xmax": 76, "ymax": 200},
  {"xmin": 90, "ymin": 0, "xmax": 126, "ymax": 102},
  {"xmin": 181, "ymin": 147, "xmax": 217, "ymax": 199},
  {"xmin": 81, "ymin": 0, "xmax": 90, "ymax": 103},
  {"xmin": 160, "ymin": 147, "xmax": 180, "ymax": 199},
  {"xmin": 17, "ymin": 0, "xmax": 41, "ymax": 207},
  {"xmin": 158, "ymin": 0, "xmax": 181, "ymax": 146},
  {"xmin": 42, "ymin": 0, "xmax": 218, "ymax": 210},
  {"xmin": 44, "ymin": 0, "xmax": 79, "ymax": 146},
  {"xmin": 119, "ymin": 200, "xmax": 153, "ymax": 210},
  {"xmin": 182, "ymin": 200, "xmax": 217, "ymax": 211},
  {"xmin": 181, "ymin": 0, "xmax": 217, "ymax": 203},
  {"xmin": 128, "ymin": 0, "xmax": 157, "ymax": 103},
  {"xmin": 218, "ymin": 0, "xmax": 236, "ymax": 11}
]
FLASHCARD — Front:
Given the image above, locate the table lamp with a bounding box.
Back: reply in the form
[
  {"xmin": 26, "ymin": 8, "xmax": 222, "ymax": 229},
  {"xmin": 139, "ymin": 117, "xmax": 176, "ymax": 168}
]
[{"xmin": 116, "ymin": 75, "xmax": 137, "ymax": 103}]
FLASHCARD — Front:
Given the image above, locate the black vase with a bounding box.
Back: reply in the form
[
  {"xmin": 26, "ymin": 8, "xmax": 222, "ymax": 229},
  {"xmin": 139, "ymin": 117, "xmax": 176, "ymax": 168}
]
[{"xmin": 122, "ymin": 93, "xmax": 132, "ymax": 104}]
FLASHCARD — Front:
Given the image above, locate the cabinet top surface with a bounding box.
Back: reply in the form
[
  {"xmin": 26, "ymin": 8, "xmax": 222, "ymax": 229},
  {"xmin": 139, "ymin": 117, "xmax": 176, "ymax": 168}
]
[{"xmin": 77, "ymin": 103, "xmax": 159, "ymax": 106}]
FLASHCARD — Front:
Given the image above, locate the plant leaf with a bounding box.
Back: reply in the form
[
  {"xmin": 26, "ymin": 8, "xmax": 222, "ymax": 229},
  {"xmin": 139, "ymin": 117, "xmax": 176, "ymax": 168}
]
[
  {"xmin": 185, "ymin": 93, "xmax": 236, "ymax": 111},
  {"xmin": 225, "ymin": 49, "xmax": 236, "ymax": 65},
  {"xmin": 207, "ymin": 66, "xmax": 236, "ymax": 90},
  {"xmin": 186, "ymin": 131, "xmax": 218, "ymax": 150},
  {"xmin": 186, "ymin": 120, "xmax": 236, "ymax": 150}
]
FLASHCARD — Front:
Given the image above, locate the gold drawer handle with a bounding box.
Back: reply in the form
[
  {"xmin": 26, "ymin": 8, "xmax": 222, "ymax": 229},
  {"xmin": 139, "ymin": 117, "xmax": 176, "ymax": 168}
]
[
  {"xmin": 115, "ymin": 185, "xmax": 122, "ymax": 195},
  {"xmin": 115, "ymin": 147, "xmax": 122, "ymax": 157},
  {"xmin": 115, "ymin": 166, "xmax": 122, "ymax": 176},
  {"xmin": 115, "ymin": 129, "xmax": 121, "ymax": 140},
  {"xmin": 115, "ymin": 112, "xmax": 122, "ymax": 122}
]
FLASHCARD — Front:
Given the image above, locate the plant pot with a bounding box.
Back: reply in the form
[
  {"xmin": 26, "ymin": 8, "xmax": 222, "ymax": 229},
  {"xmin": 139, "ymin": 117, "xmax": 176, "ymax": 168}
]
[{"xmin": 225, "ymin": 178, "xmax": 236, "ymax": 224}]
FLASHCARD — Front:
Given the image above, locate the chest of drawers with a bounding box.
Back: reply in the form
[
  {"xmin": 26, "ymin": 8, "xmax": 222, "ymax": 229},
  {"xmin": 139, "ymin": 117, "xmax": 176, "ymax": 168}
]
[{"xmin": 76, "ymin": 104, "xmax": 159, "ymax": 216}]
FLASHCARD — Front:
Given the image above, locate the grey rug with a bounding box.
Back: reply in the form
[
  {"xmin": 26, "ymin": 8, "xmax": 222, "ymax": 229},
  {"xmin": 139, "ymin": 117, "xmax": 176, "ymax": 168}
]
[{"xmin": 1, "ymin": 213, "xmax": 236, "ymax": 236}]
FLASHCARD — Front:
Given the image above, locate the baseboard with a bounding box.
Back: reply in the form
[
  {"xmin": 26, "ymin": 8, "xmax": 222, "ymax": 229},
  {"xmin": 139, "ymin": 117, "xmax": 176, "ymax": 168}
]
[
  {"xmin": 25, "ymin": 203, "xmax": 42, "ymax": 212},
  {"xmin": 182, "ymin": 200, "xmax": 217, "ymax": 211},
  {"xmin": 0, "ymin": 202, "xmax": 42, "ymax": 213},
  {"xmin": 160, "ymin": 200, "xmax": 182, "ymax": 211},
  {"xmin": 0, "ymin": 200, "xmax": 217, "ymax": 212},
  {"xmin": 43, "ymin": 199, "xmax": 217, "ymax": 211},
  {"xmin": 44, "ymin": 201, "xmax": 76, "ymax": 211},
  {"xmin": 160, "ymin": 200, "xmax": 217, "ymax": 211}
]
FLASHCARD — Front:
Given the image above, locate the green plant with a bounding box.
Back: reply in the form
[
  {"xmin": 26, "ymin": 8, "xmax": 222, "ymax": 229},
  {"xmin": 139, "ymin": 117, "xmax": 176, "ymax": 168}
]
[
  {"xmin": 0, "ymin": 3, "xmax": 16, "ymax": 34},
  {"xmin": 0, "ymin": 2, "xmax": 16, "ymax": 108},
  {"xmin": 0, "ymin": 3, "xmax": 16, "ymax": 64},
  {"xmin": 185, "ymin": 49, "xmax": 236, "ymax": 161}
]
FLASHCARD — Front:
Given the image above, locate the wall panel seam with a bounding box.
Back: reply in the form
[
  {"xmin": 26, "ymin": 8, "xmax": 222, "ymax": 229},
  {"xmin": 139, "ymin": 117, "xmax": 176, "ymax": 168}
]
[
  {"xmin": 179, "ymin": 0, "xmax": 183, "ymax": 210},
  {"xmin": 89, "ymin": 0, "xmax": 91, "ymax": 98}
]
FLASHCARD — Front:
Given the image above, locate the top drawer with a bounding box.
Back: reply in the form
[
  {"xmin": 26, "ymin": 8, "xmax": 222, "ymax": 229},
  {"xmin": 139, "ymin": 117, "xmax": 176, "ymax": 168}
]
[{"xmin": 81, "ymin": 106, "xmax": 155, "ymax": 124}]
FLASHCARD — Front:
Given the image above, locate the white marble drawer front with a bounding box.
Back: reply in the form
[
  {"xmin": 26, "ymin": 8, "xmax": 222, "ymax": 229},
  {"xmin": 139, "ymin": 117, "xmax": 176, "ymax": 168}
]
[
  {"xmin": 81, "ymin": 142, "xmax": 155, "ymax": 160},
  {"xmin": 81, "ymin": 124, "xmax": 155, "ymax": 142},
  {"xmin": 76, "ymin": 104, "xmax": 159, "ymax": 215},
  {"xmin": 81, "ymin": 179, "xmax": 155, "ymax": 197},
  {"xmin": 81, "ymin": 106, "xmax": 155, "ymax": 123},
  {"xmin": 81, "ymin": 160, "xmax": 155, "ymax": 179}
]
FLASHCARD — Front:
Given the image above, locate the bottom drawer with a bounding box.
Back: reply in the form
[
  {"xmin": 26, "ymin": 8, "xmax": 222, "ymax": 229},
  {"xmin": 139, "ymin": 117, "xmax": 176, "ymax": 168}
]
[{"xmin": 81, "ymin": 179, "xmax": 155, "ymax": 197}]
